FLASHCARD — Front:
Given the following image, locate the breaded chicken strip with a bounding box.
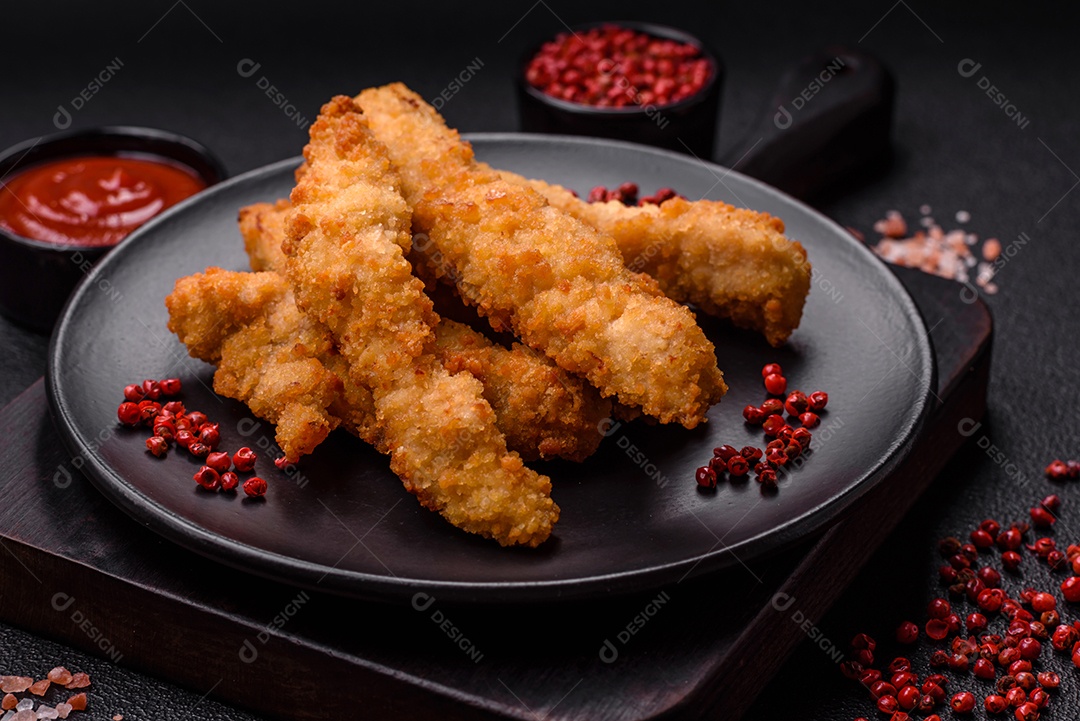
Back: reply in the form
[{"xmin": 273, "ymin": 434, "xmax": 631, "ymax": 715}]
[
  {"xmin": 239, "ymin": 199, "xmax": 609, "ymax": 461},
  {"xmin": 239, "ymin": 199, "xmax": 291, "ymax": 272},
  {"xmin": 283, "ymin": 96, "xmax": 557, "ymax": 546},
  {"xmin": 499, "ymin": 174, "xmax": 811, "ymax": 347},
  {"xmin": 165, "ymin": 268, "xmax": 376, "ymax": 461},
  {"xmin": 356, "ymin": 83, "xmax": 725, "ymax": 427}
]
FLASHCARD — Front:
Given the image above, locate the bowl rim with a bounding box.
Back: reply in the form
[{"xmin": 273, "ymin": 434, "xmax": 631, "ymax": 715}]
[
  {"xmin": 517, "ymin": 19, "xmax": 722, "ymax": 117},
  {"xmin": 0, "ymin": 125, "xmax": 226, "ymax": 253}
]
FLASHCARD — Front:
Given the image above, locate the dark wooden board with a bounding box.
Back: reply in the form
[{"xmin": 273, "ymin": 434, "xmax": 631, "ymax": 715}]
[{"xmin": 0, "ymin": 266, "xmax": 989, "ymax": 721}]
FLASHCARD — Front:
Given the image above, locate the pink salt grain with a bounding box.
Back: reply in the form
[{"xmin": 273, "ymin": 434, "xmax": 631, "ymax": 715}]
[
  {"xmin": 55, "ymin": 703, "xmax": 72, "ymax": 719},
  {"xmin": 983, "ymin": 238, "xmax": 1001, "ymax": 261},
  {"xmin": 0, "ymin": 677, "xmax": 32, "ymax": 694},
  {"xmin": 46, "ymin": 668, "xmax": 72, "ymax": 686},
  {"xmin": 28, "ymin": 679, "xmax": 50, "ymax": 696},
  {"xmin": 63, "ymin": 673, "xmax": 89, "ymax": 690},
  {"xmin": 1, "ymin": 694, "xmax": 16, "ymax": 710}
]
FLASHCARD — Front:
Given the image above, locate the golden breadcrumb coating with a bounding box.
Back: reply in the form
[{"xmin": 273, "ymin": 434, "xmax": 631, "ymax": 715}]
[
  {"xmin": 239, "ymin": 199, "xmax": 291, "ymax": 272},
  {"xmin": 165, "ymin": 268, "xmax": 370, "ymax": 461},
  {"xmin": 355, "ymin": 83, "xmax": 725, "ymax": 427},
  {"xmin": 282, "ymin": 95, "xmax": 558, "ymax": 546},
  {"xmin": 501, "ymin": 173, "xmax": 811, "ymax": 347},
  {"xmin": 433, "ymin": 319, "xmax": 609, "ymax": 462},
  {"xmin": 239, "ymin": 198, "xmax": 609, "ymax": 461}
]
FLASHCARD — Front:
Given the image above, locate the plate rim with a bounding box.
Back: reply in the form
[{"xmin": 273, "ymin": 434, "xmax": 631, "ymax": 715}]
[{"xmin": 46, "ymin": 133, "xmax": 936, "ymax": 604}]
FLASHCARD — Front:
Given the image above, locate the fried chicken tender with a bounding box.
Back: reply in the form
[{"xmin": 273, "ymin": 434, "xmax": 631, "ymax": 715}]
[
  {"xmin": 355, "ymin": 83, "xmax": 726, "ymax": 427},
  {"xmin": 282, "ymin": 96, "xmax": 557, "ymax": 546},
  {"xmin": 239, "ymin": 199, "xmax": 290, "ymax": 272},
  {"xmin": 239, "ymin": 199, "xmax": 609, "ymax": 461},
  {"xmin": 500, "ymin": 175, "xmax": 811, "ymax": 347},
  {"xmin": 165, "ymin": 268, "xmax": 378, "ymax": 461}
]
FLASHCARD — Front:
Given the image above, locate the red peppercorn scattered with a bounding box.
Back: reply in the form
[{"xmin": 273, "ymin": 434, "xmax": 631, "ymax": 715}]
[
  {"xmin": 727, "ymin": 455, "xmax": 749, "ymax": 477},
  {"xmin": 760, "ymin": 398, "xmax": 784, "ymax": 416},
  {"xmin": 1045, "ymin": 459, "xmax": 1069, "ymax": 480},
  {"xmin": 205, "ymin": 451, "xmax": 231, "ymax": 474},
  {"xmin": 117, "ymin": 379, "xmax": 269, "ymax": 499},
  {"xmin": 1035, "ymin": 671, "xmax": 1059, "ymax": 689},
  {"xmin": 740, "ymin": 446, "xmax": 763, "ymax": 461},
  {"xmin": 243, "ymin": 476, "xmax": 267, "ymax": 497},
  {"xmin": 743, "ymin": 405, "xmax": 765, "ymax": 425},
  {"xmin": 998, "ymin": 528, "xmax": 1023, "ymax": 551},
  {"xmin": 140, "ymin": 379, "xmax": 161, "ymax": 400},
  {"xmin": 1014, "ymin": 701, "xmax": 1040, "ymax": 721},
  {"xmin": 896, "ymin": 685, "xmax": 919, "ymax": 710},
  {"xmin": 159, "ymin": 378, "xmax": 182, "ymax": 396},
  {"xmin": 973, "ymin": 657, "xmax": 995, "ymax": 679},
  {"xmin": 1030, "ymin": 593, "xmax": 1056, "ymax": 613},
  {"xmin": 193, "ymin": 465, "xmax": 220, "ymax": 491},
  {"xmin": 198, "ymin": 423, "xmax": 220, "ymax": 450},
  {"xmin": 1029, "ymin": 506, "xmax": 1055, "ymax": 528},
  {"xmin": 792, "ymin": 427, "xmax": 813, "ymax": 448},
  {"xmin": 695, "ymin": 466, "xmax": 717, "ymax": 489},
  {"xmin": 1002, "ymin": 551, "xmax": 1022, "ymax": 572},
  {"xmin": 798, "ymin": 411, "xmax": 820, "ymax": 428},
  {"xmin": 876, "ymin": 695, "xmax": 899, "ymax": 713},
  {"xmin": 967, "ymin": 613, "xmax": 988, "ymax": 634},
  {"xmin": 525, "ymin": 25, "xmax": 712, "ymax": 108},
  {"xmin": 895, "ymin": 621, "xmax": 918, "ymax": 644},
  {"xmin": 783, "ymin": 390, "xmax": 808, "ymax": 416},
  {"xmin": 117, "ymin": 401, "xmax": 140, "ymax": 426},
  {"xmin": 985, "ymin": 694, "xmax": 1007, "ymax": 714},
  {"xmin": 219, "ymin": 471, "xmax": 239, "ymax": 492},
  {"xmin": 925, "ymin": 618, "xmax": 950, "ymax": 641},
  {"xmin": 1061, "ymin": 576, "xmax": 1080, "ymax": 602},
  {"xmin": 763, "ymin": 373, "xmax": 787, "ymax": 396},
  {"xmin": 762, "ymin": 415, "xmax": 787, "ymax": 437},
  {"xmin": 950, "ymin": 691, "xmax": 975, "ymax": 713},
  {"xmin": 145, "ymin": 436, "xmax": 168, "ymax": 458},
  {"xmin": 807, "ymin": 390, "xmax": 828, "ymax": 411},
  {"xmin": 761, "ymin": 363, "xmax": 782, "ymax": 378},
  {"xmin": 927, "ymin": 598, "xmax": 951, "ymax": 619},
  {"xmin": 1005, "ymin": 687, "xmax": 1026, "ymax": 707}
]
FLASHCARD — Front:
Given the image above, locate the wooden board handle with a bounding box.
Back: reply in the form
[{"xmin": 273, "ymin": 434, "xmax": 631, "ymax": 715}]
[{"xmin": 721, "ymin": 46, "xmax": 895, "ymax": 200}]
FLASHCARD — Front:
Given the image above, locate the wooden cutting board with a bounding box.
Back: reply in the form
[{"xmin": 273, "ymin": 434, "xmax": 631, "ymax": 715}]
[{"xmin": 0, "ymin": 266, "xmax": 989, "ymax": 721}]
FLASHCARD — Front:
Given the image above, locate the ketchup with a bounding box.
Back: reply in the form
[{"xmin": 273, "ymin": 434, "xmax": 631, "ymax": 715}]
[{"xmin": 0, "ymin": 155, "xmax": 206, "ymax": 247}]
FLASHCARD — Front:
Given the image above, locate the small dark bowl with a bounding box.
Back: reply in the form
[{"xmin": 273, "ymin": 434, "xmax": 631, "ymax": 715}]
[
  {"xmin": 0, "ymin": 127, "xmax": 225, "ymax": 332},
  {"xmin": 516, "ymin": 21, "xmax": 723, "ymax": 158}
]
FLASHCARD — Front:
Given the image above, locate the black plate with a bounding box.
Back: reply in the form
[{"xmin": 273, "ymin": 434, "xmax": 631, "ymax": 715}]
[{"xmin": 47, "ymin": 134, "xmax": 934, "ymax": 604}]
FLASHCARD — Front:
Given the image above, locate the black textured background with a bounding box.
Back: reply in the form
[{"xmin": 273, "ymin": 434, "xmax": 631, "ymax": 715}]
[{"xmin": 2, "ymin": 1, "xmax": 1079, "ymax": 719}]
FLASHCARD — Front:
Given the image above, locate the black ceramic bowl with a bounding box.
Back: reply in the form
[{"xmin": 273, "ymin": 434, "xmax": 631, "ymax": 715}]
[
  {"xmin": 0, "ymin": 127, "xmax": 225, "ymax": 332},
  {"xmin": 516, "ymin": 21, "xmax": 722, "ymax": 157}
]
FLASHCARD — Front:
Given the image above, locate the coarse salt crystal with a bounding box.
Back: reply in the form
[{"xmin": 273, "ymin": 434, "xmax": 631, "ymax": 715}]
[
  {"xmin": 0, "ymin": 680, "xmax": 32, "ymax": 695},
  {"xmin": 45, "ymin": 670, "xmax": 71, "ymax": 687},
  {"xmin": 53, "ymin": 705, "xmax": 71, "ymax": 720},
  {"xmin": 14, "ymin": 701, "xmax": 31, "ymax": 713},
  {"xmin": 920, "ymin": 204, "xmax": 932, "ymax": 215},
  {"xmin": 11, "ymin": 711, "xmax": 35, "ymax": 721},
  {"xmin": 62, "ymin": 674, "xmax": 89, "ymax": 691},
  {"xmin": 955, "ymin": 210, "xmax": 971, "ymax": 223},
  {"xmin": 35, "ymin": 707, "xmax": 58, "ymax": 720}
]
